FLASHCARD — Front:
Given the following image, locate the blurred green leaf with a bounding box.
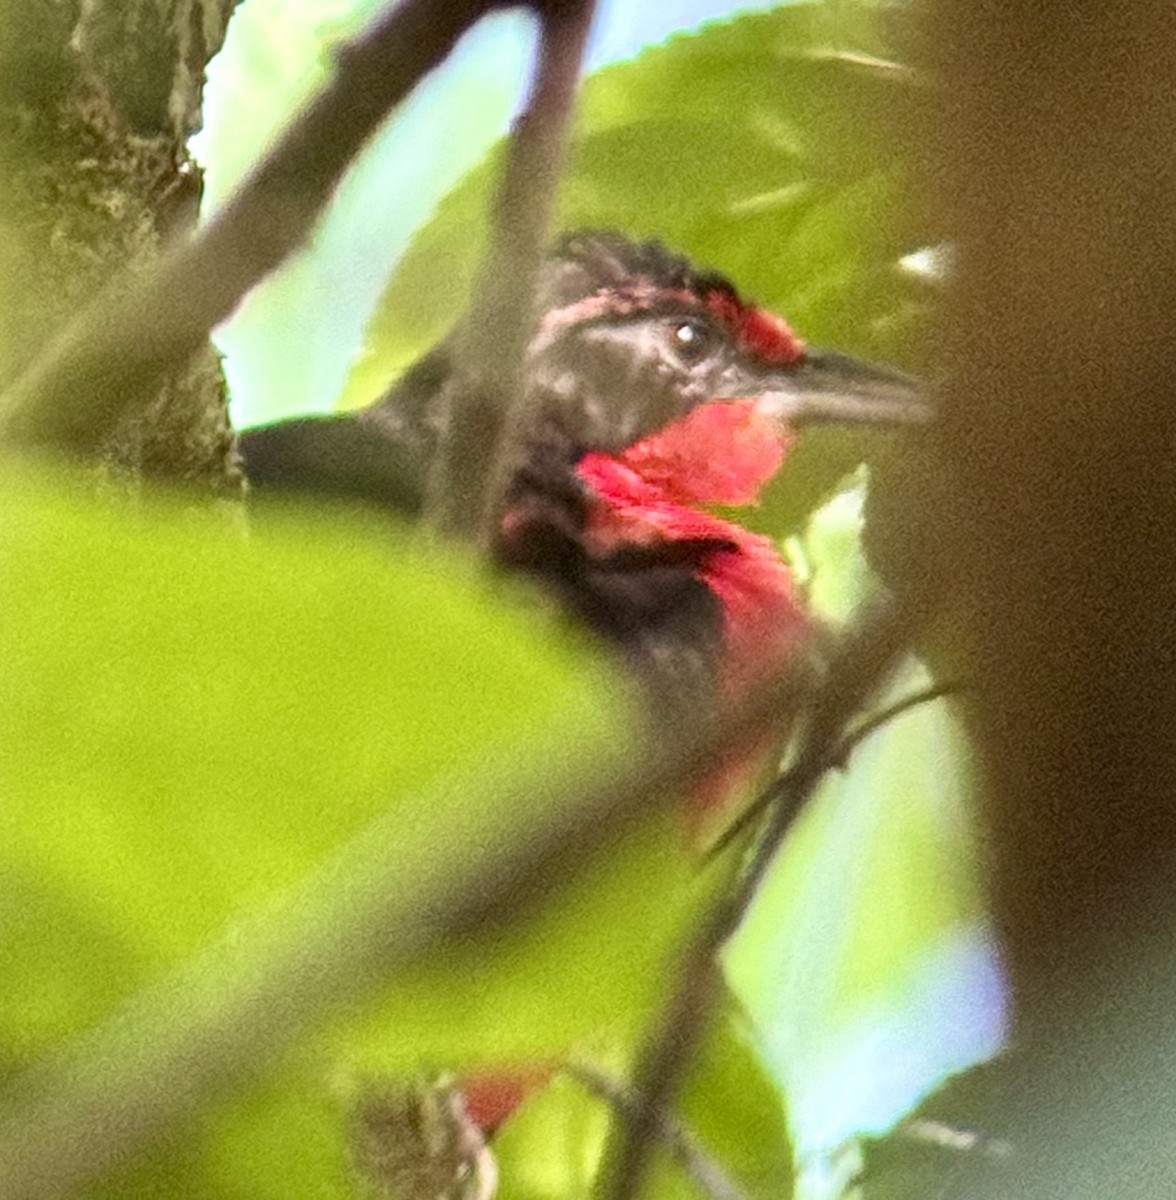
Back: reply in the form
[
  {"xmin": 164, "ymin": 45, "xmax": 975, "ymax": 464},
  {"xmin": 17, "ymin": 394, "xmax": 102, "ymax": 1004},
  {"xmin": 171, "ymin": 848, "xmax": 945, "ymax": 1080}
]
[
  {"xmin": 491, "ymin": 1006, "xmax": 793, "ymax": 1200},
  {"xmin": 494, "ymin": 1071, "xmax": 608, "ymax": 1200},
  {"xmin": 86, "ymin": 1063, "xmax": 350, "ymax": 1200},
  {"xmin": 0, "ymin": 472, "xmax": 613, "ymax": 990},
  {"xmin": 657, "ymin": 1009, "xmax": 796, "ymax": 1200},
  {"xmin": 331, "ymin": 808, "xmax": 701, "ymax": 1074},
  {"xmin": 0, "ymin": 469, "xmax": 701, "ymax": 1194}
]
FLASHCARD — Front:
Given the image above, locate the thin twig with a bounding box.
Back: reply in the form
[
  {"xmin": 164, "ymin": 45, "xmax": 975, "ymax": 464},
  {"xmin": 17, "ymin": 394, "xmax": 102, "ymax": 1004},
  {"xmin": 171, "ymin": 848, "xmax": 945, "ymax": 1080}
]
[
  {"xmin": 595, "ymin": 592, "xmax": 929, "ymax": 1200},
  {"xmin": 565, "ymin": 1061, "xmax": 748, "ymax": 1200},
  {"xmin": 840, "ymin": 680, "xmax": 962, "ymax": 759},
  {"xmin": 0, "ymin": 0, "xmax": 508, "ymax": 456},
  {"xmin": 705, "ymin": 679, "xmax": 964, "ymax": 862},
  {"xmin": 427, "ymin": 0, "xmax": 598, "ymax": 542}
]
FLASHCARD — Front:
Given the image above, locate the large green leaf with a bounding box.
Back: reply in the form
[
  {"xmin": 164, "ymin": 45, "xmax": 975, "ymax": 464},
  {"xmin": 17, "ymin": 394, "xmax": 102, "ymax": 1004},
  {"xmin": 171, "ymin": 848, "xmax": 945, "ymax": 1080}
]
[
  {"xmin": 339, "ymin": 3, "xmax": 933, "ymax": 532},
  {"xmin": 0, "ymin": 469, "xmax": 700, "ymax": 1195},
  {"xmin": 339, "ymin": 7, "xmax": 928, "ymax": 373}
]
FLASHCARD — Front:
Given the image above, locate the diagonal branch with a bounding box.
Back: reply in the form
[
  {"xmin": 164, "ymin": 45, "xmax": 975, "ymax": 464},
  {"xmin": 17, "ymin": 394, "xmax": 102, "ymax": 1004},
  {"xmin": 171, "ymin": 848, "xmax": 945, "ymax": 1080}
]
[
  {"xmin": 565, "ymin": 1061, "xmax": 748, "ymax": 1200},
  {"xmin": 706, "ymin": 678, "xmax": 964, "ymax": 862},
  {"xmin": 0, "ymin": 0, "xmax": 509, "ymax": 457},
  {"xmin": 426, "ymin": 0, "xmax": 598, "ymax": 543},
  {"xmin": 596, "ymin": 591, "xmax": 932, "ymax": 1200}
]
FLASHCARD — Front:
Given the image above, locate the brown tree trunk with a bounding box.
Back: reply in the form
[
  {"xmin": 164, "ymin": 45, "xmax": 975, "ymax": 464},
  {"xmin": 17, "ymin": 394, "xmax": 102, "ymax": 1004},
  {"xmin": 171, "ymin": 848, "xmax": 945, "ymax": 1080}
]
[
  {"xmin": 0, "ymin": 0, "xmax": 240, "ymax": 491},
  {"xmin": 926, "ymin": 2, "xmax": 1176, "ymax": 1194}
]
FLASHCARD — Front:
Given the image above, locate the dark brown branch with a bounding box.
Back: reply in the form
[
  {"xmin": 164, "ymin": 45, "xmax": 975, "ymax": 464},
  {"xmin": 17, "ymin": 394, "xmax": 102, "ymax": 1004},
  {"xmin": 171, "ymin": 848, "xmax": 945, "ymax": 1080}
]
[
  {"xmin": 596, "ymin": 593, "xmax": 929, "ymax": 1200},
  {"xmin": 839, "ymin": 680, "xmax": 961, "ymax": 760},
  {"xmin": 0, "ymin": 0, "xmax": 507, "ymax": 457},
  {"xmin": 565, "ymin": 1061, "xmax": 748, "ymax": 1200},
  {"xmin": 426, "ymin": 0, "xmax": 597, "ymax": 542}
]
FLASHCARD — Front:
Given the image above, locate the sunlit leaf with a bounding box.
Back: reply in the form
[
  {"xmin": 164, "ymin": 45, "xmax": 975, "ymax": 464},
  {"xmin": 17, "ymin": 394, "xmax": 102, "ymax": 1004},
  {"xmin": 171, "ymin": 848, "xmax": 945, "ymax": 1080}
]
[
  {"xmin": 494, "ymin": 1071, "xmax": 608, "ymax": 1200},
  {"xmin": 0, "ymin": 469, "xmax": 700, "ymax": 1194}
]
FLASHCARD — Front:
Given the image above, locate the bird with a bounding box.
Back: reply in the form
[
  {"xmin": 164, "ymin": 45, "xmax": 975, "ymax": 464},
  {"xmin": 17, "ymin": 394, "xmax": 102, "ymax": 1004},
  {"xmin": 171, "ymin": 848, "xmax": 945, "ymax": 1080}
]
[
  {"xmin": 238, "ymin": 230, "xmax": 931, "ymax": 1176},
  {"xmin": 240, "ymin": 229, "xmax": 925, "ymax": 762}
]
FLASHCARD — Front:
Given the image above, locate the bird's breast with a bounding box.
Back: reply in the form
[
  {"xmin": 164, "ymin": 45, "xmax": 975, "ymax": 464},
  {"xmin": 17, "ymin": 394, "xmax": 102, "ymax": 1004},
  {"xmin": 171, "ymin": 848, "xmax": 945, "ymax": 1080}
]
[{"xmin": 575, "ymin": 451, "xmax": 811, "ymax": 695}]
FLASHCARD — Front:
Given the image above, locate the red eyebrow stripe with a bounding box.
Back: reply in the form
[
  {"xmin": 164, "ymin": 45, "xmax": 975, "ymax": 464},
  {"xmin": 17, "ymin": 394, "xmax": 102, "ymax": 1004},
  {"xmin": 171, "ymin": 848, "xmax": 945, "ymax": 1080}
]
[{"xmin": 704, "ymin": 290, "xmax": 806, "ymax": 366}]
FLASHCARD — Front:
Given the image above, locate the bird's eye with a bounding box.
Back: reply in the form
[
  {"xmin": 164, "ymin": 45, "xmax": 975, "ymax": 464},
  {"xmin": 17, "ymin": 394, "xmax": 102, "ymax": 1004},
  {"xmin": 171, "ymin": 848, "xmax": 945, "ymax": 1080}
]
[{"xmin": 667, "ymin": 319, "xmax": 715, "ymax": 366}]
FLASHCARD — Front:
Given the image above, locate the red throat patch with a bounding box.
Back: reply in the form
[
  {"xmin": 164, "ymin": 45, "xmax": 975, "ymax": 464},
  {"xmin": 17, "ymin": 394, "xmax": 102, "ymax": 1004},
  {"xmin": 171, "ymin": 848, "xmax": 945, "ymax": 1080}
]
[
  {"xmin": 576, "ymin": 400, "xmax": 811, "ymax": 695},
  {"xmin": 575, "ymin": 400, "xmax": 814, "ymax": 831},
  {"xmin": 611, "ymin": 399, "xmax": 793, "ymax": 508}
]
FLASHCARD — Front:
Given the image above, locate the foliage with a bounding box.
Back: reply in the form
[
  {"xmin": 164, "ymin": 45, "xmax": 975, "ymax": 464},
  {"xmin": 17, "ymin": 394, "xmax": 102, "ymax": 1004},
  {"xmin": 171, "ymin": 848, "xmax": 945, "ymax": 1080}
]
[
  {"xmin": 0, "ymin": 3, "xmax": 1001, "ymax": 1198},
  {"xmin": 0, "ymin": 467, "xmax": 698, "ymax": 1195},
  {"xmin": 340, "ymin": 5, "xmax": 930, "ymax": 416}
]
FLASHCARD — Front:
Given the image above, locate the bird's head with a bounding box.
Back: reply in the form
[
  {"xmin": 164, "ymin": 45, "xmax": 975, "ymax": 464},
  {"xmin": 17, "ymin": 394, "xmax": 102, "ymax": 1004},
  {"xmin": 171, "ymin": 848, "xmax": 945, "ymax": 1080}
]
[
  {"xmin": 486, "ymin": 231, "xmax": 927, "ymax": 710},
  {"xmin": 519, "ymin": 229, "xmax": 926, "ymax": 462}
]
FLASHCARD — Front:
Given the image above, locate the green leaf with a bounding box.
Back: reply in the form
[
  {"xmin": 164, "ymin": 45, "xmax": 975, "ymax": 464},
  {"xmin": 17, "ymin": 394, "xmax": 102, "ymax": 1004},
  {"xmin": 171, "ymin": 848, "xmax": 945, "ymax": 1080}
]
[
  {"xmin": 339, "ymin": 1, "xmax": 933, "ymax": 452},
  {"xmin": 659, "ymin": 1009, "xmax": 795, "ymax": 1200},
  {"xmin": 90, "ymin": 1065, "xmax": 352, "ymax": 1200},
  {"xmin": 494, "ymin": 1072, "xmax": 608, "ymax": 1200},
  {"xmin": 0, "ymin": 472, "xmax": 611, "ymax": 993},
  {"xmin": 332, "ymin": 810, "xmax": 699, "ymax": 1074},
  {"xmin": 0, "ymin": 469, "xmax": 700, "ymax": 1194}
]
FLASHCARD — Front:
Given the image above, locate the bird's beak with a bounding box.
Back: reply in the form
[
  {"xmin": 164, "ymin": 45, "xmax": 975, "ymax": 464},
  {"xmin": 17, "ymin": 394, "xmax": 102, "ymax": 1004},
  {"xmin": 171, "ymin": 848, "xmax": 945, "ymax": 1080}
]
[{"xmin": 750, "ymin": 349, "xmax": 930, "ymax": 430}]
